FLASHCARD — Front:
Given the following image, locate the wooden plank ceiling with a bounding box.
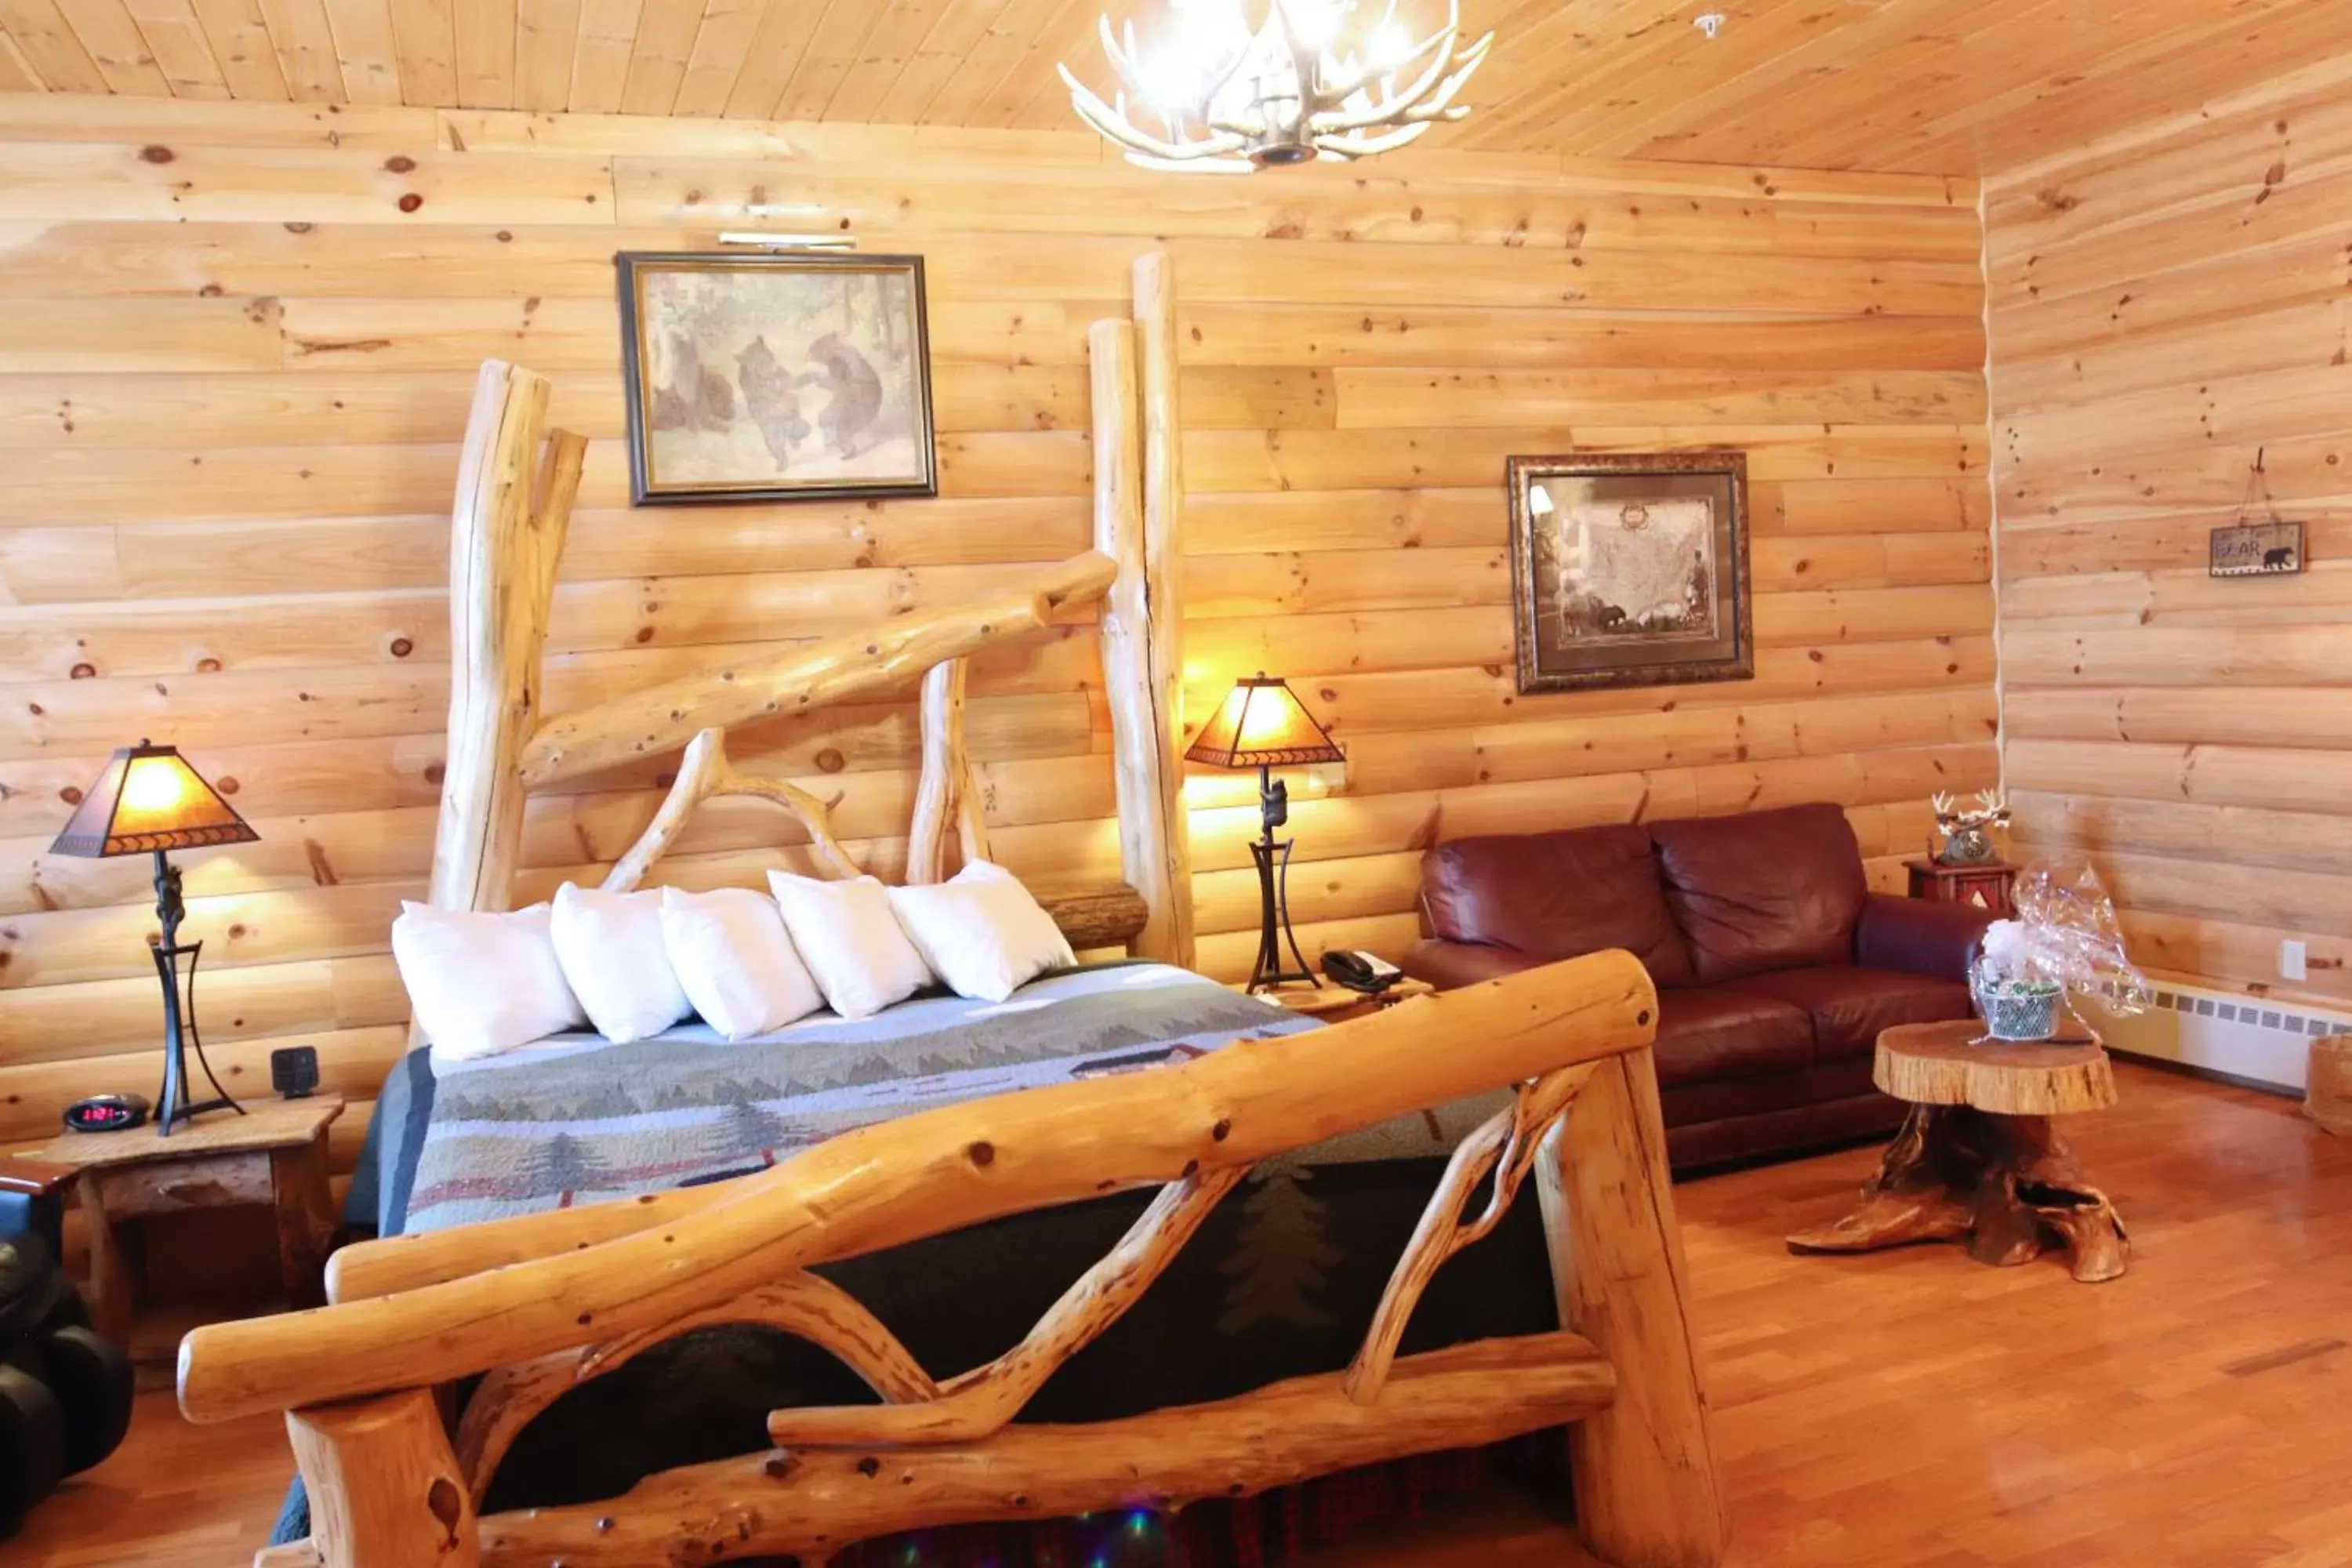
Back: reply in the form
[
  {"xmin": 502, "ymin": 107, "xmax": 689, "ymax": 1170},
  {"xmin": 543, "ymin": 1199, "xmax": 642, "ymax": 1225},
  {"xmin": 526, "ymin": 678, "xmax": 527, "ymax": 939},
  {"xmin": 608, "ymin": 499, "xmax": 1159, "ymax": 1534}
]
[{"xmin": 0, "ymin": 0, "xmax": 2339, "ymax": 175}]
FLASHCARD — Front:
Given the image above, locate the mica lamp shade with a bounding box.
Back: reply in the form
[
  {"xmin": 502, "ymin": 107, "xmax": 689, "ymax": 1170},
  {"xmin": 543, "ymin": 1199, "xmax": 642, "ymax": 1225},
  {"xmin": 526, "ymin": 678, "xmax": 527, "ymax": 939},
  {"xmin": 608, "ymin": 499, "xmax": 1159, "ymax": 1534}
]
[
  {"xmin": 1185, "ymin": 674, "xmax": 1346, "ymax": 771},
  {"xmin": 49, "ymin": 742, "xmax": 260, "ymax": 858}
]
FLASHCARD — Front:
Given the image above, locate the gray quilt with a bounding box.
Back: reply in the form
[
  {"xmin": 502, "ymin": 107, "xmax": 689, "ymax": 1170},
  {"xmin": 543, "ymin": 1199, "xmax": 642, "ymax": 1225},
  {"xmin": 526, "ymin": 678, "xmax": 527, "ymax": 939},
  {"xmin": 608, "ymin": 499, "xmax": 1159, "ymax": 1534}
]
[{"xmin": 397, "ymin": 963, "xmax": 1335, "ymax": 1235}]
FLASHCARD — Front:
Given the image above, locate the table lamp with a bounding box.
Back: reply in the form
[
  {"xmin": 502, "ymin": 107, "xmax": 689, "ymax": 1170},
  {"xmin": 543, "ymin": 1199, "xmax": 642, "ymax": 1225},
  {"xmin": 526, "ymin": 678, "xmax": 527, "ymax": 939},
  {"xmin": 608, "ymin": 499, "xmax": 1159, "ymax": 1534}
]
[
  {"xmin": 49, "ymin": 742, "xmax": 260, "ymax": 1135},
  {"xmin": 1185, "ymin": 674, "xmax": 1346, "ymax": 993}
]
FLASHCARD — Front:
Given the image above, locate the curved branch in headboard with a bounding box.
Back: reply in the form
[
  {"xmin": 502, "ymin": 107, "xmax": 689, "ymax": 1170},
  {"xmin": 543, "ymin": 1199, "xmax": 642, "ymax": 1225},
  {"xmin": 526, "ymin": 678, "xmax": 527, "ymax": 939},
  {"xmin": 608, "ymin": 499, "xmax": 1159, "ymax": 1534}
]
[
  {"xmin": 601, "ymin": 728, "xmax": 862, "ymax": 895},
  {"xmin": 908, "ymin": 659, "xmax": 987, "ymax": 885}
]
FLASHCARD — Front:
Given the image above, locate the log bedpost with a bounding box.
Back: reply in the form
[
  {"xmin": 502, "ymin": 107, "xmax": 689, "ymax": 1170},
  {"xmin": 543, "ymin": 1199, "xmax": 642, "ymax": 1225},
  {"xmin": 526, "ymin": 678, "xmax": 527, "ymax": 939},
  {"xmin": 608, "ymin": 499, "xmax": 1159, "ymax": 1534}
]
[
  {"xmin": 428, "ymin": 360, "xmax": 583, "ymax": 915},
  {"xmin": 1540, "ymin": 1045, "xmax": 1729, "ymax": 1568},
  {"xmin": 286, "ymin": 1388, "xmax": 478, "ymax": 1568},
  {"xmin": 1123, "ymin": 256, "xmax": 1198, "ymax": 967}
]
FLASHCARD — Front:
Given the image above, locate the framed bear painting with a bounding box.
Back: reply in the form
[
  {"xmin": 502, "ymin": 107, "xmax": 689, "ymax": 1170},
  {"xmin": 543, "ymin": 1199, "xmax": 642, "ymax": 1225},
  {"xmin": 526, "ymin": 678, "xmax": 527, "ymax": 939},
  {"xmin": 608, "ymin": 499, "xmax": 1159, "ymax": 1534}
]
[
  {"xmin": 1504, "ymin": 451, "xmax": 1754, "ymax": 695},
  {"xmin": 616, "ymin": 252, "xmax": 938, "ymax": 506}
]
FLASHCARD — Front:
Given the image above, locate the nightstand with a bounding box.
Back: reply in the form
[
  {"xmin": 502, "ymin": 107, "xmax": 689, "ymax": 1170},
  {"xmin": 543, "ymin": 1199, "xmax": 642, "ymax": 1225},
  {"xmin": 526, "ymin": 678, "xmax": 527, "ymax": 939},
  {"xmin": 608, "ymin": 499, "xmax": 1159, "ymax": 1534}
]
[
  {"xmin": 23, "ymin": 1094, "xmax": 343, "ymax": 1347},
  {"xmin": 1258, "ymin": 977, "xmax": 1436, "ymax": 1023},
  {"xmin": 1906, "ymin": 858, "xmax": 2017, "ymax": 916}
]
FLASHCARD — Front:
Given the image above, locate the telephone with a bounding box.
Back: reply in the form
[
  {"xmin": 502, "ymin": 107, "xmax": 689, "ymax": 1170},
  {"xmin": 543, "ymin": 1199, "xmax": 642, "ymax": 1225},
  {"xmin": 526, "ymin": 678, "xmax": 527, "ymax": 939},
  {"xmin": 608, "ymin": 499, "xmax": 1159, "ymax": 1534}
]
[{"xmin": 1323, "ymin": 949, "xmax": 1403, "ymax": 995}]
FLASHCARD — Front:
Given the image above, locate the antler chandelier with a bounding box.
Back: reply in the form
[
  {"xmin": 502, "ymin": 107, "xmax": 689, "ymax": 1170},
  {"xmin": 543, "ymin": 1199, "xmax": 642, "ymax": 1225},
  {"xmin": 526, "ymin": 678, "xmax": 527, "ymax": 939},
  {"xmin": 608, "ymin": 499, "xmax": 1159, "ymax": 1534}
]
[{"xmin": 1059, "ymin": 0, "xmax": 1494, "ymax": 172}]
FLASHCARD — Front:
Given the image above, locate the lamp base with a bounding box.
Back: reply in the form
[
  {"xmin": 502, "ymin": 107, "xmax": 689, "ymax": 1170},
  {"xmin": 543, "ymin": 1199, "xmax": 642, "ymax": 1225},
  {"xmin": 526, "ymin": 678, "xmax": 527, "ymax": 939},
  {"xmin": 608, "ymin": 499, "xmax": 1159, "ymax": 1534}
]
[
  {"xmin": 157, "ymin": 1094, "xmax": 241, "ymax": 1137},
  {"xmin": 154, "ymin": 937, "xmax": 245, "ymax": 1137},
  {"xmin": 151, "ymin": 848, "xmax": 245, "ymax": 1138},
  {"xmin": 1245, "ymin": 835, "xmax": 1319, "ymax": 994}
]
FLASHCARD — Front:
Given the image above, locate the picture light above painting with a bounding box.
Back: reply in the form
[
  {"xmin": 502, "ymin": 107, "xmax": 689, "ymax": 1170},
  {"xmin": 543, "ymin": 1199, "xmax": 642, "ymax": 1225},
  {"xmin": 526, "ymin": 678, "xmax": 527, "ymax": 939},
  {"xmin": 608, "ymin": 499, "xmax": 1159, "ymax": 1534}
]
[
  {"xmin": 1505, "ymin": 452, "xmax": 1755, "ymax": 695},
  {"xmin": 615, "ymin": 252, "xmax": 940, "ymax": 506}
]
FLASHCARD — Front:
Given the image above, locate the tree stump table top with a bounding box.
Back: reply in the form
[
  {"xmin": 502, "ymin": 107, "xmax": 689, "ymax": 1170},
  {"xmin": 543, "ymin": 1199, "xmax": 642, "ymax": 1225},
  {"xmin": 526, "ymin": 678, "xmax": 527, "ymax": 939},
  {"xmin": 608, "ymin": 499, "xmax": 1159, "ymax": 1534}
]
[{"xmin": 1874, "ymin": 1022, "xmax": 2117, "ymax": 1117}]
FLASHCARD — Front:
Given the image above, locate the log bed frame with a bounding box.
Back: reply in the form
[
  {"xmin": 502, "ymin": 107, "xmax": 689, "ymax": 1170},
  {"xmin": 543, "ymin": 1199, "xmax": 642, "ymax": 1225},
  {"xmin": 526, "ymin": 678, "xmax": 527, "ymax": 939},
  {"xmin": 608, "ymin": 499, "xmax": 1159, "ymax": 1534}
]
[{"xmin": 175, "ymin": 252, "xmax": 1728, "ymax": 1568}]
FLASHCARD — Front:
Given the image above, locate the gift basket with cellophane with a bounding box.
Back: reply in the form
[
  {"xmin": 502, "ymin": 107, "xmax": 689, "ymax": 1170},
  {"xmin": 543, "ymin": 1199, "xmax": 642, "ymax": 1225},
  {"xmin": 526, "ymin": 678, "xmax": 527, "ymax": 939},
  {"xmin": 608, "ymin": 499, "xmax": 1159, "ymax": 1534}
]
[{"xmin": 1971, "ymin": 860, "xmax": 2154, "ymax": 1042}]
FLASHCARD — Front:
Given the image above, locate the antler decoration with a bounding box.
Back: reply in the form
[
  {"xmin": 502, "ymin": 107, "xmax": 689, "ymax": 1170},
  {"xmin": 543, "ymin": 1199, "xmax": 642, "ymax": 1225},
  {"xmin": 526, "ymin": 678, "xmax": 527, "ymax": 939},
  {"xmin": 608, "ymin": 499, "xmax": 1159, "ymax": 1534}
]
[
  {"xmin": 1059, "ymin": 0, "xmax": 1494, "ymax": 172},
  {"xmin": 1933, "ymin": 789, "xmax": 2012, "ymax": 832}
]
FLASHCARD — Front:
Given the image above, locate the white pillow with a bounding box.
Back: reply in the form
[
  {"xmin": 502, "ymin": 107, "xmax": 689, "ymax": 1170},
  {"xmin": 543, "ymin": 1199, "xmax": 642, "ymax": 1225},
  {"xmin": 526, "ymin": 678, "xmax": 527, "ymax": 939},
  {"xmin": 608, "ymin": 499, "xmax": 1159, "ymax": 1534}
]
[
  {"xmin": 768, "ymin": 872, "xmax": 934, "ymax": 1020},
  {"xmin": 886, "ymin": 861, "xmax": 1077, "ymax": 1004},
  {"xmin": 659, "ymin": 886, "xmax": 824, "ymax": 1040},
  {"xmin": 391, "ymin": 902, "xmax": 586, "ymax": 1063},
  {"xmin": 549, "ymin": 882, "xmax": 694, "ymax": 1044}
]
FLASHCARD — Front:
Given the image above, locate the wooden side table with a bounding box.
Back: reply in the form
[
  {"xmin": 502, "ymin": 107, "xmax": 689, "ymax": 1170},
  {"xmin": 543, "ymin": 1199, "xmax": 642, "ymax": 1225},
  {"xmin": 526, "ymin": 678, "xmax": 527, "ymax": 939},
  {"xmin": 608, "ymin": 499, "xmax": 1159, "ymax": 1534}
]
[
  {"xmin": 23, "ymin": 1094, "xmax": 343, "ymax": 1345},
  {"xmin": 1906, "ymin": 858, "xmax": 2017, "ymax": 915},
  {"xmin": 1258, "ymin": 977, "xmax": 1436, "ymax": 1023},
  {"xmin": 1787, "ymin": 1022, "xmax": 2127, "ymax": 1282}
]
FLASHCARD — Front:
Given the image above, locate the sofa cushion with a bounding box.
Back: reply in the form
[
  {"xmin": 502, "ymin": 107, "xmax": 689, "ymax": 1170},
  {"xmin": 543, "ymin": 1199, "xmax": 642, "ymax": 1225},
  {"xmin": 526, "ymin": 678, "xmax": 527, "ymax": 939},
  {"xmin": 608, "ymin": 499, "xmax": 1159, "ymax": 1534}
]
[
  {"xmin": 1419, "ymin": 825, "xmax": 1694, "ymax": 987},
  {"xmin": 1650, "ymin": 989, "xmax": 1814, "ymax": 1090},
  {"xmin": 1716, "ymin": 965, "xmax": 1974, "ymax": 1062},
  {"xmin": 1648, "ymin": 804, "xmax": 1868, "ymax": 983}
]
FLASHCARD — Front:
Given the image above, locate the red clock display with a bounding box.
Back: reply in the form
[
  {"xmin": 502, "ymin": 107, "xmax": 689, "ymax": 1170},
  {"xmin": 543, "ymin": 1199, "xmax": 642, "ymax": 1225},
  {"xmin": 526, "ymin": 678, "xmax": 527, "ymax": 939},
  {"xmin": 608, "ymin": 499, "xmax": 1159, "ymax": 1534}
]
[{"xmin": 64, "ymin": 1094, "xmax": 151, "ymax": 1133}]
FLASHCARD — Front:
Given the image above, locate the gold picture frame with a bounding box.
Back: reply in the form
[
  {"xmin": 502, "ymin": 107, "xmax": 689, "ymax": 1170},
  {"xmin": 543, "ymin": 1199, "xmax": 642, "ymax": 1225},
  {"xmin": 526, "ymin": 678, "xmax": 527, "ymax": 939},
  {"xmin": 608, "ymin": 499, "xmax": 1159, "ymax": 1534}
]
[
  {"xmin": 1505, "ymin": 452, "xmax": 1754, "ymax": 695},
  {"xmin": 617, "ymin": 252, "xmax": 938, "ymax": 506}
]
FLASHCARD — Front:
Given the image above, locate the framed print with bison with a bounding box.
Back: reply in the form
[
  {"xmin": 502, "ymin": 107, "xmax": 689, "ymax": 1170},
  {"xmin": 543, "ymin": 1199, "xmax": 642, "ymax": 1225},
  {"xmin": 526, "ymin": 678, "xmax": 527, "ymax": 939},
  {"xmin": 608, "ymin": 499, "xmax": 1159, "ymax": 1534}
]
[
  {"xmin": 616, "ymin": 252, "xmax": 938, "ymax": 506},
  {"xmin": 1504, "ymin": 452, "xmax": 1753, "ymax": 695}
]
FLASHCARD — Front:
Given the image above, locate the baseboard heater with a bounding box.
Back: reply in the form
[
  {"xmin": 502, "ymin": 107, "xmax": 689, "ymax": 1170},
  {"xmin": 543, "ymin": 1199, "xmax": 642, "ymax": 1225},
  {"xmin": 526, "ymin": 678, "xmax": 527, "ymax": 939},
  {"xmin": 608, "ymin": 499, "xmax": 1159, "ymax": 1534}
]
[{"xmin": 2087, "ymin": 983, "xmax": 2348, "ymax": 1096}]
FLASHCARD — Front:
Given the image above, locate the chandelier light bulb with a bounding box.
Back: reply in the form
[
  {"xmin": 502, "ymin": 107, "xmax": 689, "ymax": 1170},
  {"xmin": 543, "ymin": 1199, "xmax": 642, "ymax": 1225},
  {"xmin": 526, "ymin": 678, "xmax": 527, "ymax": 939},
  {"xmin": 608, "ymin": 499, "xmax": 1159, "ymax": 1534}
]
[
  {"xmin": 1283, "ymin": 0, "xmax": 1346, "ymax": 50},
  {"xmin": 1059, "ymin": 0, "xmax": 1494, "ymax": 172},
  {"xmin": 1368, "ymin": 21, "xmax": 1416, "ymax": 70}
]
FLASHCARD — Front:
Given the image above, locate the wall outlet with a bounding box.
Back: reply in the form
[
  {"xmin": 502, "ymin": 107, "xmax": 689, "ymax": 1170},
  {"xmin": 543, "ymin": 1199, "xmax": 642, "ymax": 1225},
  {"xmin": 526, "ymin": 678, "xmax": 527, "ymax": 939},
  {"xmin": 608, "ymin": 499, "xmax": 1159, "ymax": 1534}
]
[{"xmin": 2281, "ymin": 939, "xmax": 2309, "ymax": 982}]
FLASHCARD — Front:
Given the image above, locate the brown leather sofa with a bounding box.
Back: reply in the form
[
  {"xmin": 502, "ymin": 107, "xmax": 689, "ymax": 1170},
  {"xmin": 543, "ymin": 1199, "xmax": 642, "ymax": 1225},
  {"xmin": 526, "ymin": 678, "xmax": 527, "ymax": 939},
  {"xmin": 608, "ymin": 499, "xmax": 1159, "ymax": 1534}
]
[{"xmin": 1402, "ymin": 803, "xmax": 1993, "ymax": 1171}]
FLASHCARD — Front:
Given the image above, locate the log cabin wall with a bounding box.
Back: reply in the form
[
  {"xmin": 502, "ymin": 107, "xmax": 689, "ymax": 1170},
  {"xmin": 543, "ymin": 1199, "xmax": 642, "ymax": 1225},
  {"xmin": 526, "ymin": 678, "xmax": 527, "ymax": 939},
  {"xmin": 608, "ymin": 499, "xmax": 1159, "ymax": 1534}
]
[
  {"xmin": 1985, "ymin": 58, "xmax": 2352, "ymax": 1008},
  {"xmin": 0, "ymin": 95, "xmax": 1995, "ymax": 1174}
]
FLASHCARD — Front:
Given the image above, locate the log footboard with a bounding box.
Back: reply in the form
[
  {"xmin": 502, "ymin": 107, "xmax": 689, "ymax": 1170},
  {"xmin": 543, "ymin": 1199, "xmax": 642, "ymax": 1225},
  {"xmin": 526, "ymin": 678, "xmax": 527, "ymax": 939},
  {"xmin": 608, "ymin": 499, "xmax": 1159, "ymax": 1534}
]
[{"xmin": 184, "ymin": 952, "xmax": 1727, "ymax": 1568}]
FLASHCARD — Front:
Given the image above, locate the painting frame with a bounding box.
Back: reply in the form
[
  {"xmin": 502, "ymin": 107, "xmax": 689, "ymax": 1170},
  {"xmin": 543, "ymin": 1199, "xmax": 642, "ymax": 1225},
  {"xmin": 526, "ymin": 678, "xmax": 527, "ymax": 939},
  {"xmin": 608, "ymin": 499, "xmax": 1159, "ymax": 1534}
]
[
  {"xmin": 1504, "ymin": 451, "xmax": 1754, "ymax": 695},
  {"xmin": 616, "ymin": 251, "xmax": 938, "ymax": 506}
]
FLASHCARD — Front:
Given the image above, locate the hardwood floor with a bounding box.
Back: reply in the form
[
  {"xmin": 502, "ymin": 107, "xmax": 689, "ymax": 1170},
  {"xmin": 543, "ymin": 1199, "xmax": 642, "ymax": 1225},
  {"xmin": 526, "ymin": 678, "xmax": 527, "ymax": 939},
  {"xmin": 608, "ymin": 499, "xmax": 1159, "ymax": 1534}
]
[{"xmin": 16, "ymin": 1062, "xmax": 2351, "ymax": 1567}]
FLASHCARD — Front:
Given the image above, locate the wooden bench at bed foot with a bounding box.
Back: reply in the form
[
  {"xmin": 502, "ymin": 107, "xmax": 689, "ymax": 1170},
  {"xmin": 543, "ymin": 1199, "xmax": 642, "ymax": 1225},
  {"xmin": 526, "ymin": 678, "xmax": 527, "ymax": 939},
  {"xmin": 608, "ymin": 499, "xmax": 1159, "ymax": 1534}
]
[{"xmin": 191, "ymin": 951, "xmax": 1726, "ymax": 1568}]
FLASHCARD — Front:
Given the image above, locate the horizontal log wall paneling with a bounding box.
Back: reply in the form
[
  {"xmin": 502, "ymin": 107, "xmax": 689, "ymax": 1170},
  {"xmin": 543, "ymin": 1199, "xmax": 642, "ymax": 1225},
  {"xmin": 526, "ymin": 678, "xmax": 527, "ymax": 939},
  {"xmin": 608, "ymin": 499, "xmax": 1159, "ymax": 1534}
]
[
  {"xmin": 1987, "ymin": 67, "xmax": 2352, "ymax": 1006},
  {"xmin": 1166, "ymin": 136, "xmax": 1994, "ymax": 980},
  {"xmin": 0, "ymin": 100, "xmax": 1993, "ymax": 1161}
]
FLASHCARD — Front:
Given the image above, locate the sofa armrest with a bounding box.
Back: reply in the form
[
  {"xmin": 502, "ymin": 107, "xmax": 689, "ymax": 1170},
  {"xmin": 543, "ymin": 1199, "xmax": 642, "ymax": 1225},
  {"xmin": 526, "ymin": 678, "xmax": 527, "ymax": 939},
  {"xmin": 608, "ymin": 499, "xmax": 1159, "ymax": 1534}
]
[
  {"xmin": 1856, "ymin": 893, "xmax": 1993, "ymax": 982},
  {"xmin": 0, "ymin": 1158, "xmax": 74, "ymax": 1256},
  {"xmin": 0, "ymin": 1160, "xmax": 74, "ymax": 1200},
  {"xmin": 1400, "ymin": 938, "xmax": 1542, "ymax": 992}
]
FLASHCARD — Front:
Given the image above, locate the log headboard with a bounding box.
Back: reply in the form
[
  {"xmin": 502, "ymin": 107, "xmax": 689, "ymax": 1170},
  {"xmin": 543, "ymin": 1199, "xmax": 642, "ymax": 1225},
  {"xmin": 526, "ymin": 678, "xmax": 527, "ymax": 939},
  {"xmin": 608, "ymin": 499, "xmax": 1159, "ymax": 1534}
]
[{"xmin": 426, "ymin": 255, "xmax": 1194, "ymax": 962}]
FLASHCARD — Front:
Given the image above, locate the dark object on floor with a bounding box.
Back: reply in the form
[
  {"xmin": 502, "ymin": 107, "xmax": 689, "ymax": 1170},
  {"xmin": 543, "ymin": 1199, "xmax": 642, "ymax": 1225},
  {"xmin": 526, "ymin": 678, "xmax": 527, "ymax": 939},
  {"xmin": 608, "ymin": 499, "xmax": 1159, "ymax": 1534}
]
[
  {"xmin": 0, "ymin": 1163, "xmax": 134, "ymax": 1539},
  {"xmin": 62, "ymin": 1094, "xmax": 150, "ymax": 1134},
  {"xmin": 270, "ymin": 1046, "xmax": 321, "ymax": 1099},
  {"xmin": 1403, "ymin": 801, "xmax": 1997, "ymax": 1169}
]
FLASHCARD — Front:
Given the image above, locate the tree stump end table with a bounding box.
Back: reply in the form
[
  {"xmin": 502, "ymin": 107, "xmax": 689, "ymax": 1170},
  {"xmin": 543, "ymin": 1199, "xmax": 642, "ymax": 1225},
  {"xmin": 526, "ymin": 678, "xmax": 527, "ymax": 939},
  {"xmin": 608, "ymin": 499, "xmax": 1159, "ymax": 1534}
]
[
  {"xmin": 1788, "ymin": 1022, "xmax": 2128, "ymax": 1283},
  {"xmin": 22, "ymin": 1094, "xmax": 344, "ymax": 1347}
]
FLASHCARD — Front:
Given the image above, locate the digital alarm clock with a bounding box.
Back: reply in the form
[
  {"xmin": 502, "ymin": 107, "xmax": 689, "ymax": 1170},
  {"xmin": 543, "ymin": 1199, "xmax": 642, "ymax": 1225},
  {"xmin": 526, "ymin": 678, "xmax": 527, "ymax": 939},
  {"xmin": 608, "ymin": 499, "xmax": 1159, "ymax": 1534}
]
[{"xmin": 64, "ymin": 1093, "xmax": 151, "ymax": 1133}]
